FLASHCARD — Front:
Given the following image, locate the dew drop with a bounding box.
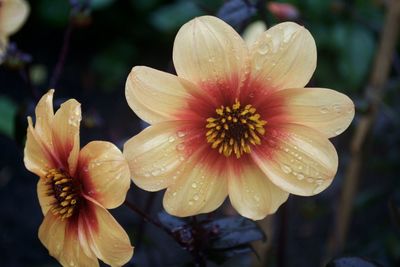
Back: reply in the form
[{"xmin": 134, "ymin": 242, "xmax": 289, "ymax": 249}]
[
  {"xmin": 193, "ymin": 194, "xmax": 199, "ymax": 201},
  {"xmin": 188, "ymin": 201, "xmax": 194, "ymax": 205},
  {"xmin": 320, "ymin": 106, "xmax": 329, "ymax": 113},
  {"xmin": 191, "ymin": 182, "xmax": 197, "ymax": 188},
  {"xmin": 176, "ymin": 143, "xmax": 185, "ymax": 151},
  {"xmin": 151, "ymin": 169, "xmax": 161, "ymax": 176},
  {"xmin": 177, "ymin": 131, "xmax": 186, "ymax": 138},
  {"xmin": 332, "ymin": 104, "xmax": 341, "ymax": 113},
  {"xmin": 297, "ymin": 174, "xmax": 305, "ymax": 180},
  {"xmin": 281, "ymin": 165, "xmax": 292, "ymax": 174},
  {"xmin": 257, "ymin": 43, "xmax": 269, "ymax": 55},
  {"xmin": 168, "ymin": 136, "xmax": 176, "ymax": 143}
]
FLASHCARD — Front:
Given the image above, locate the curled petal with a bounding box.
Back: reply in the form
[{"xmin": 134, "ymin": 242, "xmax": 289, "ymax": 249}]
[
  {"xmin": 173, "ymin": 16, "xmax": 249, "ymax": 95},
  {"xmin": 124, "ymin": 121, "xmax": 191, "ymax": 192},
  {"xmin": 80, "ymin": 200, "xmax": 134, "ymax": 267},
  {"xmin": 51, "ymin": 99, "xmax": 81, "ymax": 177},
  {"xmin": 0, "ymin": 0, "xmax": 30, "ymax": 35},
  {"xmin": 79, "ymin": 141, "xmax": 131, "ymax": 209},
  {"xmin": 253, "ymin": 124, "xmax": 338, "ymax": 196},
  {"xmin": 228, "ymin": 163, "xmax": 289, "ymax": 220},
  {"xmin": 125, "ymin": 66, "xmax": 199, "ymax": 124},
  {"xmin": 34, "ymin": 89, "xmax": 55, "ymax": 147},
  {"xmin": 275, "ymin": 88, "xmax": 355, "ymax": 137},
  {"xmin": 163, "ymin": 151, "xmax": 228, "ymax": 217},
  {"xmin": 250, "ymin": 22, "xmax": 316, "ymax": 89},
  {"xmin": 24, "ymin": 117, "xmax": 55, "ymax": 177}
]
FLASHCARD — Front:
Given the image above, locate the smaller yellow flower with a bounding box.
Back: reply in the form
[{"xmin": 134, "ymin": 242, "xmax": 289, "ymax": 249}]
[
  {"xmin": 24, "ymin": 90, "xmax": 134, "ymax": 267},
  {"xmin": 0, "ymin": 0, "xmax": 30, "ymax": 62}
]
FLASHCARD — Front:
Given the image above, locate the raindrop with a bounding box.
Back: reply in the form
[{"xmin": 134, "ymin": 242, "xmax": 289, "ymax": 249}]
[
  {"xmin": 320, "ymin": 106, "xmax": 329, "ymax": 113},
  {"xmin": 335, "ymin": 128, "xmax": 342, "ymax": 135},
  {"xmin": 151, "ymin": 169, "xmax": 161, "ymax": 176},
  {"xmin": 297, "ymin": 174, "xmax": 305, "ymax": 180},
  {"xmin": 168, "ymin": 136, "xmax": 176, "ymax": 143},
  {"xmin": 191, "ymin": 183, "xmax": 197, "ymax": 188},
  {"xmin": 332, "ymin": 104, "xmax": 341, "ymax": 113},
  {"xmin": 281, "ymin": 165, "xmax": 292, "ymax": 174},
  {"xmin": 193, "ymin": 194, "xmax": 199, "ymax": 201},
  {"xmin": 177, "ymin": 131, "xmax": 186, "ymax": 138},
  {"xmin": 176, "ymin": 143, "xmax": 185, "ymax": 151},
  {"xmin": 172, "ymin": 192, "xmax": 177, "ymax": 197},
  {"xmin": 257, "ymin": 43, "xmax": 269, "ymax": 55}
]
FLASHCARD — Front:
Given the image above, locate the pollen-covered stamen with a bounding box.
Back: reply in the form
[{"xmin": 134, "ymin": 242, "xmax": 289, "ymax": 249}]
[
  {"xmin": 205, "ymin": 99, "xmax": 267, "ymax": 158},
  {"xmin": 45, "ymin": 169, "xmax": 81, "ymax": 220}
]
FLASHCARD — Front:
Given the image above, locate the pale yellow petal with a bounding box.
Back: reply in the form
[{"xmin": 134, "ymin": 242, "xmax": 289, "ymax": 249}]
[
  {"xmin": 0, "ymin": 0, "xmax": 30, "ymax": 35},
  {"xmin": 37, "ymin": 178, "xmax": 54, "ymax": 215},
  {"xmin": 163, "ymin": 156, "xmax": 228, "ymax": 217},
  {"xmin": 38, "ymin": 212, "xmax": 68, "ymax": 262},
  {"xmin": 39, "ymin": 212, "xmax": 97, "ymax": 267},
  {"xmin": 123, "ymin": 121, "xmax": 190, "ymax": 192},
  {"xmin": 24, "ymin": 117, "xmax": 55, "ymax": 177},
  {"xmin": 173, "ymin": 15, "xmax": 249, "ymax": 91},
  {"xmin": 125, "ymin": 66, "xmax": 198, "ymax": 124},
  {"xmin": 34, "ymin": 89, "xmax": 55, "ymax": 147},
  {"xmin": 82, "ymin": 201, "xmax": 134, "ymax": 267},
  {"xmin": 51, "ymin": 99, "xmax": 81, "ymax": 177},
  {"xmin": 243, "ymin": 20, "xmax": 267, "ymax": 47},
  {"xmin": 61, "ymin": 221, "xmax": 99, "ymax": 267},
  {"xmin": 228, "ymin": 164, "xmax": 289, "ymax": 220},
  {"xmin": 250, "ymin": 22, "xmax": 316, "ymax": 89},
  {"xmin": 0, "ymin": 35, "xmax": 7, "ymax": 63},
  {"xmin": 252, "ymin": 124, "xmax": 338, "ymax": 196},
  {"xmin": 78, "ymin": 141, "xmax": 131, "ymax": 209},
  {"xmin": 277, "ymin": 88, "xmax": 355, "ymax": 137}
]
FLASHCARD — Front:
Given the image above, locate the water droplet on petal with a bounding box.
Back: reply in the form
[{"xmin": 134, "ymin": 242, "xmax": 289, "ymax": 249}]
[
  {"xmin": 281, "ymin": 165, "xmax": 292, "ymax": 174},
  {"xmin": 191, "ymin": 183, "xmax": 197, "ymax": 188},
  {"xmin": 168, "ymin": 136, "xmax": 176, "ymax": 142}
]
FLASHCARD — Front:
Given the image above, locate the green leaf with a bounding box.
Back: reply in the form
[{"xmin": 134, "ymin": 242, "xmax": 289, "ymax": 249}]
[
  {"xmin": 91, "ymin": 0, "xmax": 115, "ymax": 10},
  {"xmin": 37, "ymin": 0, "xmax": 70, "ymax": 27},
  {"xmin": 337, "ymin": 24, "xmax": 376, "ymax": 91},
  {"xmin": 0, "ymin": 96, "xmax": 18, "ymax": 139},
  {"xmin": 150, "ymin": 0, "xmax": 204, "ymax": 33}
]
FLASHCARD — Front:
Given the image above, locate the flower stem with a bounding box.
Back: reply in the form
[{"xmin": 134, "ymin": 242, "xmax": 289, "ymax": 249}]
[
  {"xmin": 123, "ymin": 200, "xmax": 175, "ymax": 239},
  {"xmin": 49, "ymin": 20, "xmax": 74, "ymax": 89}
]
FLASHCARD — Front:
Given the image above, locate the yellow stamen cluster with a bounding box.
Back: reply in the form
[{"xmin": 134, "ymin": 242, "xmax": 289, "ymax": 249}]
[
  {"xmin": 205, "ymin": 99, "xmax": 267, "ymax": 158},
  {"xmin": 45, "ymin": 169, "xmax": 80, "ymax": 220}
]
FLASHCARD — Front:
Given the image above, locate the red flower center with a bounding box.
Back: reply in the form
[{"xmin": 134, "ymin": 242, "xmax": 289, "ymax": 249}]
[
  {"xmin": 205, "ymin": 99, "xmax": 267, "ymax": 158},
  {"xmin": 45, "ymin": 169, "xmax": 81, "ymax": 220}
]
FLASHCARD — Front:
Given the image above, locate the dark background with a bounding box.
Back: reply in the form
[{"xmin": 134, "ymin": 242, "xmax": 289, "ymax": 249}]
[{"xmin": 0, "ymin": 0, "xmax": 399, "ymax": 266}]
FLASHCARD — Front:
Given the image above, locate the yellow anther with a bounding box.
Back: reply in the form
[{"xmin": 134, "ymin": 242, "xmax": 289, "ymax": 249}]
[{"xmin": 205, "ymin": 100, "xmax": 266, "ymax": 158}]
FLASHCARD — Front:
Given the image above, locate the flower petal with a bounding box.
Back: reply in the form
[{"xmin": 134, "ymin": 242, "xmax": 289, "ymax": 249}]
[
  {"xmin": 125, "ymin": 66, "xmax": 198, "ymax": 124},
  {"xmin": 80, "ymin": 200, "xmax": 134, "ymax": 266},
  {"xmin": 276, "ymin": 88, "xmax": 355, "ymax": 137},
  {"xmin": 78, "ymin": 141, "xmax": 131, "ymax": 209},
  {"xmin": 34, "ymin": 89, "xmax": 55, "ymax": 147},
  {"xmin": 252, "ymin": 124, "xmax": 338, "ymax": 196},
  {"xmin": 39, "ymin": 212, "xmax": 98, "ymax": 267},
  {"xmin": 124, "ymin": 121, "xmax": 191, "ymax": 192},
  {"xmin": 51, "ymin": 99, "xmax": 81, "ymax": 177},
  {"xmin": 249, "ymin": 22, "xmax": 316, "ymax": 89},
  {"xmin": 228, "ymin": 163, "xmax": 289, "ymax": 220},
  {"xmin": 173, "ymin": 15, "xmax": 249, "ymax": 93},
  {"xmin": 0, "ymin": 0, "xmax": 30, "ymax": 35},
  {"xmin": 163, "ymin": 152, "xmax": 228, "ymax": 217},
  {"xmin": 37, "ymin": 178, "xmax": 53, "ymax": 215},
  {"xmin": 24, "ymin": 117, "xmax": 55, "ymax": 177},
  {"xmin": 243, "ymin": 20, "xmax": 267, "ymax": 47}
]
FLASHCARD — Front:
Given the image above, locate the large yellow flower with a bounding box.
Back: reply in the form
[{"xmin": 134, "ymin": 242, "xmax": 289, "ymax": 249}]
[
  {"xmin": 24, "ymin": 90, "xmax": 134, "ymax": 266},
  {"xmin": 124, "ymin": 16, "xmax": 354, "ymax": 220},
  {"xmin": 0, "ymin": 0, "xmax": 29, "ymax": 61}
]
